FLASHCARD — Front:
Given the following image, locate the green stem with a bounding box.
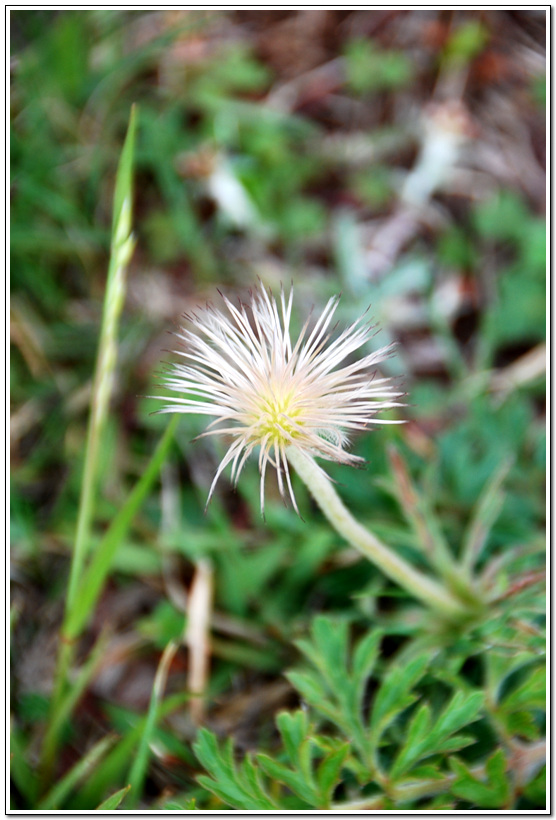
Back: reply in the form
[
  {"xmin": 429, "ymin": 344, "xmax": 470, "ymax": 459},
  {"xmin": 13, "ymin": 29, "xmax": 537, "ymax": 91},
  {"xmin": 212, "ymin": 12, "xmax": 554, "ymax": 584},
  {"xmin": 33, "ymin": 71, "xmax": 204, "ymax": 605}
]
[
  {"xmin": 40, "ymin": 416, "xmax": 177, "ymax": 782},
  {"xmin": 66, "ymin": 249, "xmax": 131, "ymax": 610},
  {"xmin": 331, "ymin": 740, "xmax": 545, "ymax": 810},
  {"xmin": 66, "ymin": 106, "xmax": 137, "ymax": 612},
  {"xmin": 126, "ymin": 638, "xmax": 179, "ymax": 805},
  {"xmin": 66, "ymin": 415, "xmax": 179, "ymax": 640},
  {"xmin": 40, "ymin": 632, "xmax": 108, "ymax": 785},
  {"xmin": 40, "ymin": 108, "xmax": 137, "ymax": 787},
  {"xmin": 286, "ymin": 448, "xmax": 469, "ymax": 620}
]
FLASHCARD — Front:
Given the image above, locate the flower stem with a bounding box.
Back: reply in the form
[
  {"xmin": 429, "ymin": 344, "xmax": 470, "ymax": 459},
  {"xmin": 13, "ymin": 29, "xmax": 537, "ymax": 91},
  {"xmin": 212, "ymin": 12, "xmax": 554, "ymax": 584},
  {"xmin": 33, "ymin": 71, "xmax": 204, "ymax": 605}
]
[{"xmin": 286, "ymin": 448, "xmax": 470, "ymax": 620}]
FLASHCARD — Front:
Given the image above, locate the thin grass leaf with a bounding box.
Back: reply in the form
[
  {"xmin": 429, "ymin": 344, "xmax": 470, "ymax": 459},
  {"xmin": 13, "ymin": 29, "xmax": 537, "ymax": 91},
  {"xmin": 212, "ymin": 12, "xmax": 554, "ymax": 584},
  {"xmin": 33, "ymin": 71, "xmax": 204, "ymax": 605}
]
[
  {"xmin": 111, "ymin": 104, "xmax": 137, "ymax": 243},
  {"xmin": 78, "ymin": 693, "xmax": 188, "ymax": 805},
  {"xmin": 10, "ymin": 729, "xmax": 39, "ymax": 807},
  {"xmin": 41, "ymin": 631, "xmax": 109, "ymax": 773},
  {"xmin": 126, "ymin": 638, "xmax": 180, "ymax": 804},
  {"xmin": 67, "ymin": 105, "xmax": 137, "ymax": 611},
  {"xmin": 67, "ymin": 414, "xmax": 179, "ymax": 638},
  {"xmin": 96, "ymin": 784, "xmax": 131, "ymax": 809},
  {"xmin": 41, "ymin": 106, "xmax": 139, "ymax": 780},
  {"xmin": 38, "ymin": 734, "xmax": 116, "ymax": 809}
]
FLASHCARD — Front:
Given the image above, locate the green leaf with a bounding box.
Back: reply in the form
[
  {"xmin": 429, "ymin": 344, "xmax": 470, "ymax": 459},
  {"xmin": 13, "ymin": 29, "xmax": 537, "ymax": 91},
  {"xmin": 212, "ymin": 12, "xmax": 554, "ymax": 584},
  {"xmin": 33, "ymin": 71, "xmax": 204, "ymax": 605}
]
[
  {"xmin": 276, "ymin": 710, "xmax": 311, "ymax": 768},
  {"xmin": 389, "ymin": 702, "xmax": 431, "ymax": 778},
  {"xmin": 462, "ymin": 458, "xmax": 512, "ymax": 571},
  {"xmin": 473, "ymin": 190, "xmax": 529, "ymax": 243},
  {"xmin": 111, "ymin": 104, "xmax": 137, "ymax": 243},
  {"xmin": 286, "ymin": 670, "xmax": 329, "ymax": 708},
  {"xmin": 292, "ymin": 618, "xmax": 381, "ymax": 761},
  {"xmin": 10, "ymin": 728, "xmax": 39, "ymax": 806},
  {"xmin": 505, "ymin": 711, "xmax": 540, "ymax": 741},
  {"xmin": 194, "ymin": 729, "xmax": 277, "ymax": 810},
  {"xmin": 256, "ymin": 715, "xmax": 348, "ymax": 809},
  {"xmin": 256, "ymin": 754, "xmax": 318, "ymax": 807},
  {"xmin": 431, "ymin": 691, "xmax": 484, "ymax": 740},
  {"xmin": 164, "ymin": 798, "xmax": 198, "ymax": 810},
  {"xmin": 390, "ymin": 690, "xmax": 482, "ymax": 780},
  {"xmin": 38, "ymin": 735, "xmax": 116, "ymax": 809},
  {"xmin": 96, "ymin": 785, "xmax": 131, "ymax": 810},
  {"xmin": 399, "ymin": 764, "xmax": 445, "ymax": 782},
  {"xmin": 297, "ymin": 616, "xmax": 349, "ymax": 694},
  {"xmin": 77, "ymin": 694, "xmax": 189, "ymax": 807},
  {"xmin": 67, "ymin": 415, "xmax": 179, "ymax": 638},
  {"xmin": 351, "ymin": 628, "xmax": 382, "ymax": 704},
  {"xmin": 523, "ymin": 764, "xmax": 546, "ymax": 807},
  {"xmin": 370, "ymin": 654, "xmax": 429, "ymax": 739},
  {"xmin": 126, "ymin": 639, "xmax": 183, "ymax": 805},
  {"xmin": 450, "ymin": 749, "xmax": 510, "ymax": 809},
  {"xmin": 500, "ymin": 665, "xmax": 545, "ymax": 712},
  {"xmin": 316, "ymin": 743, "xmax": 350, "ymax": 804}
]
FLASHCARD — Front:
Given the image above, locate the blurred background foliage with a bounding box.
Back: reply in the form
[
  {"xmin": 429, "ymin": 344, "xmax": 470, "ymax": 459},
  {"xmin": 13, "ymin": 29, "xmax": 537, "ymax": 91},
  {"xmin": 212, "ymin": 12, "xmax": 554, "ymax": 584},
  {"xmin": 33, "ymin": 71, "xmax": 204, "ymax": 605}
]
[{"xmin": 10, "ymin": 9, "xmax": 545, "ymax": 809}]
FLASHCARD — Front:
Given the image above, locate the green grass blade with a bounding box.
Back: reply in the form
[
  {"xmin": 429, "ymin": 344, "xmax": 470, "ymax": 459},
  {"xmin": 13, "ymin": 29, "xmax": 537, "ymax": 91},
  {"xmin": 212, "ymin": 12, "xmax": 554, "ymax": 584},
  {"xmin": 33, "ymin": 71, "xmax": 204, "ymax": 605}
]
[
  {"xmin": 38, "ymin": 734, "xmax": 116, "ymax": 809},
  {"xmin": 10, "ymin": 729, "xmax": 40, "ymax": 807},
  {"xmin": 111, "ymin": 104, "xmax": 137, "ymax": 243},
  {"xmin": 126, "ymin": 638, "xmax": 181, "ymax": 805},
  {"xmin": 41, "ymin": 417, "xmax": 176, "ymax": 781},
  {"xmin": 67, "ymin": 105, "xmax": 137, "ymax": 612},
  {"xmin": 41, "ymin": 107, "xmax": 138, "ymax": 783},
  {"xmin": 96, "ymin": 784, "xmax": 132, "ymax": 809},
  {"xmin": 77, "ymin": 693, "xmax": 189, "ymax": 806},
  {"xmin": 40, "ymin": 631, "xmax": 109, "ymax": 777},
  {"xmin": 66, "ymin": 414, "xmax": 178, "ymax": 639}
]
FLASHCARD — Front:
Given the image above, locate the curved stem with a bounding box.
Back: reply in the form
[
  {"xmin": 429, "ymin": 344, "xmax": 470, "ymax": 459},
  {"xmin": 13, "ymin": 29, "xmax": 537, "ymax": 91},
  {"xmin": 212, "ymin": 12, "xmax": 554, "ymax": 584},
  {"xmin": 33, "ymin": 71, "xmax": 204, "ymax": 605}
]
[{"xmin": 286, "ymin": 448, "xmax": 469, "ymax": 620}]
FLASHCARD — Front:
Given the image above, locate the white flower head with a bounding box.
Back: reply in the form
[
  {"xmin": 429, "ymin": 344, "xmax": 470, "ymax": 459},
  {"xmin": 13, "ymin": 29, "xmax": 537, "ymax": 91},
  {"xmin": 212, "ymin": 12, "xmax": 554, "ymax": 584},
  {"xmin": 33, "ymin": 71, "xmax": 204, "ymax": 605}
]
[{"xmin": 156, "ymin": 283, "xmax": 404, "ymax": 514}]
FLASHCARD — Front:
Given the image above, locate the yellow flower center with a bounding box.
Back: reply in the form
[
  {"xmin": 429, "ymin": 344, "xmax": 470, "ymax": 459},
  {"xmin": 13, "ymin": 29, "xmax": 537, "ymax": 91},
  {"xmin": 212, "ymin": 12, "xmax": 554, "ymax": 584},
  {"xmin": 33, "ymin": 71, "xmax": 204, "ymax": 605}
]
[{"xmin": 254, "ymin": 387, "xmax": 302, "ymax": 443}]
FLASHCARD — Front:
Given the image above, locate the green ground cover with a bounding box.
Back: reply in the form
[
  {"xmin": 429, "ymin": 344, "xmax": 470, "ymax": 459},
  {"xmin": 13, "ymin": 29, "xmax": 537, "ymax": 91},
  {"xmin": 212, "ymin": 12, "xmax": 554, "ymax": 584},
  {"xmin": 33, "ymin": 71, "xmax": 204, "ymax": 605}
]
[{"xmin": 10, "ymin": 10, "xmax": 545, "ymax": 810}]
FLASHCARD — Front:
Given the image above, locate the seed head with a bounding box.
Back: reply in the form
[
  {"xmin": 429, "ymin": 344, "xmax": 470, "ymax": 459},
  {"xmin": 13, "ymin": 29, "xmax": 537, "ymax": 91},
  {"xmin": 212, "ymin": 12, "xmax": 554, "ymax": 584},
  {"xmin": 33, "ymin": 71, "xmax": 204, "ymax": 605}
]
[{"xmin": 156, "ymin": 283, "xmax": 404, "ymax": 514}]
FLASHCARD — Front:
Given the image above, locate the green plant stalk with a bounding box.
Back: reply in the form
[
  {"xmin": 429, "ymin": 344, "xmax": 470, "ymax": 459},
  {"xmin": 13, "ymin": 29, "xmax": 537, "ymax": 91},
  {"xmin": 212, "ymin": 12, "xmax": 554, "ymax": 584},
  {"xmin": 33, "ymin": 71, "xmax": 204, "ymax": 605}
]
[
  {"xmin": 126, "ymin": 638, "xmax": 179, "ymax": 805},
  {"xmin": 40, "ymin": 631, "xmax": 108, "ymax": 779},
  {"xmin": 286, "ymin": 448, "xmax": 470, "ymax": 620},
  {"xmin": 40, "ymin": 106, "xmax": 136, "ymax": 783},
  {"xmin": 40, "ymin": 107, "xmax": 159, "ymax": 783},
  {"xmin": 66, "ymin": 414, "xmax": 179, "ymax": 639},
  {"xmin": 38, "ymin": 735, "xmax": 116, "ymax": 810},
  {"xmin": 77, "ymin": 691, "xmax": 189, "ymax": 805},
  {"xmin": 41, "ymin": 415, "xmax": 177, "ymax": 781},
  {"xmin": 66, "ymin": 107, "xmax": 137, "ymax": 612},
  {"xmin": 331, "ymin": 740, "xmax": 546, "ymax": 810}
]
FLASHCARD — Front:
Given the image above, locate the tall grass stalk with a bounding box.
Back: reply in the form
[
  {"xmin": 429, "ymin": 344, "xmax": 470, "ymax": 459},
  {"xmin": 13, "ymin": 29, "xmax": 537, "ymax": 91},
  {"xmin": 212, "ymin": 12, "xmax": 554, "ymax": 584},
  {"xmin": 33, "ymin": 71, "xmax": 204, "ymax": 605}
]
[
  {"xmin": 41, "ymin": 107, "xmax": 139, "ymax": 781},
  {"xmin": 67, "ymin": 107, "xmax": 137, "ymax": 610}
]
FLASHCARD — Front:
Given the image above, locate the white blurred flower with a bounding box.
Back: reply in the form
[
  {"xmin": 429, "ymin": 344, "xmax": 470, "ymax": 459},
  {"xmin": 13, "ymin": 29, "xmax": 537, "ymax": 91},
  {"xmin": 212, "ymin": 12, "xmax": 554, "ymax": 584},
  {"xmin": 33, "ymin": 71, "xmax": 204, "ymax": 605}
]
[{"xmin": 156, "ymin": 283, "xmax": 404, "ymax": 513}]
